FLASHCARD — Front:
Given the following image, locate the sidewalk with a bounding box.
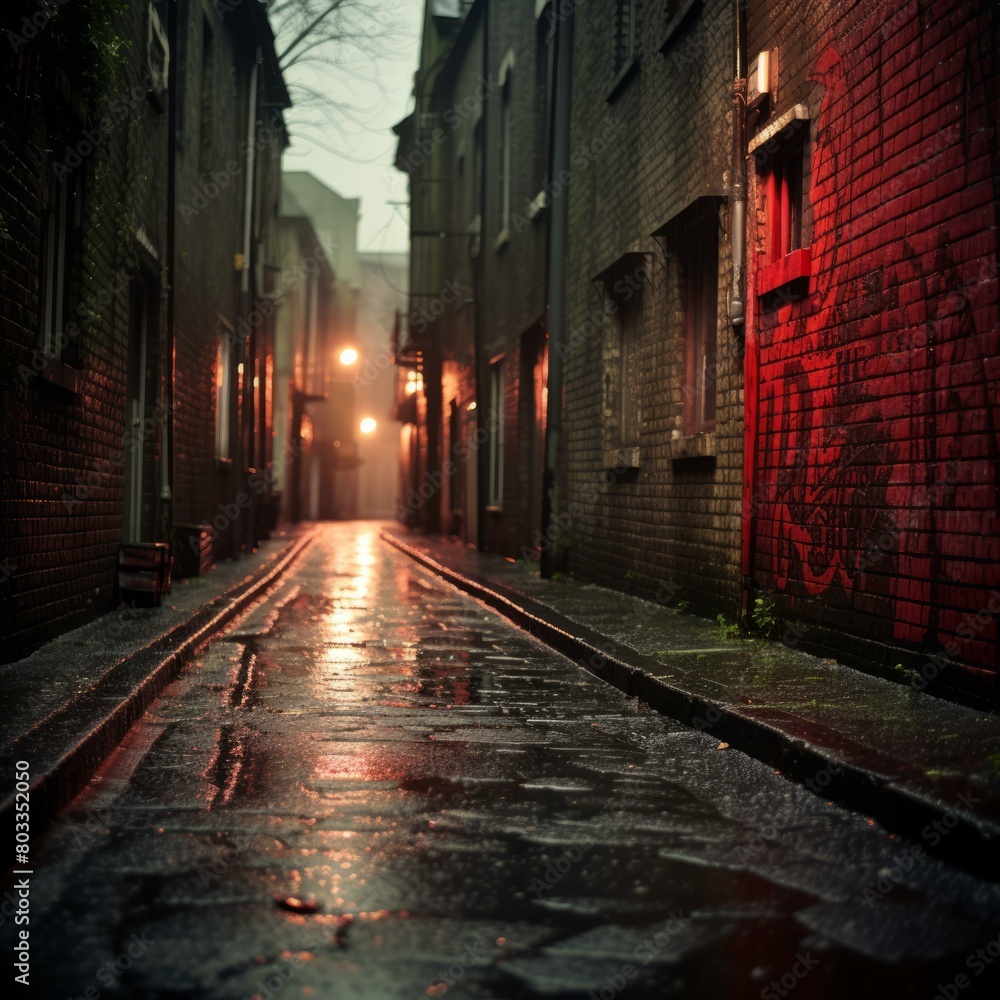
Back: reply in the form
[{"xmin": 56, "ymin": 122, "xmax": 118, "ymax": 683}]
[
  {"xmin": 382, "ymin": 526, "xmax": 1000, "ymax": 880},
  {"xmin": 0, "ymin": 528, "xmax": 313, "ymax": 839}
]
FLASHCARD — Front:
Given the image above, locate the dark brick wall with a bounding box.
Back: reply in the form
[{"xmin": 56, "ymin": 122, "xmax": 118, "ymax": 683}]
[
  {"xmin": 438, "ymin": 8, "xmax": 484, "ymax": 542},
  {"xmin": 0, "ymin": 0, "xmax": 284, "ymax": 658},
  {"xmin": 746, "ymin": 0, "xmax": 1000, "ymax": 690},
  {"xmin": 172, "ymin": 0, "xmax": 248, "ymax": 559},
  {"xmin": 400, "ymin": 1, "xmax": 550, "ymax": 556},
  {"xmin": 1, "ymin": 0, "xmax": 171, "ymax": 655},
  {"xmin": 559, "ymin": 0, "xmax": 742, "ymax": 614},
  {"xmin": 479, "ymin": 0, "xmax": 552, "ymax": 559}
]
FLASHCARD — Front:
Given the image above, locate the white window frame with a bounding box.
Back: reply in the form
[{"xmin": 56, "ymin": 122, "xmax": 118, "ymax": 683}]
[{"xmin": 215, "ymin": 334, "xmax": 233, "ymax": 461}]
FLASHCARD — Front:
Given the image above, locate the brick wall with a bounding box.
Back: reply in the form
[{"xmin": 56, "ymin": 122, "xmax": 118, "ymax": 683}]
[
  {"xmin": 1, "ymin": 0, "xmax": 170, "ymax": 656},
  {"xmin": 439, "ymin": 8, "xmax": 484, "ymax": 541},
  {"xmin": 478, "ymin": 0, "xmax": 551, "ymax": 558},
  {"xmin": 746, "ymin": 0, "xmax": 999, "ymax": 690},
  {"xmin": 172, "ymin": 2, "xmax": 247, "ymax": 558},
  {"xmin": 559, "ymin": 0, "xmax": 743, "ymax": 614},
  {"xmin": 0, "ymin": 0, "xmax": 284, "ymax": 657}
]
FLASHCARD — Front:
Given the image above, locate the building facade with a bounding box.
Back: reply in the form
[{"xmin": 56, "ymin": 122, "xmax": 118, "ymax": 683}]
[
  {"xmin": 743, "ymin": 0, "xmax": 999, "ymax": 692},
  {"xmin": 356, "ymin": 251, "xmax": 409, "ymax": 520},
  {"xmin": 559, "ymin": 0, "xmax": 740, "ymax": 614},
  {"xmin": 0, "ymin": 0, "xmax": 289, "ymax": 657},
  {"xmin": 396, "ymin": 0, "xmax": 554, "ymax": 556},
  {"xmin": 401, "ymin": 0, "xmax": 999, "ymax": 697}
]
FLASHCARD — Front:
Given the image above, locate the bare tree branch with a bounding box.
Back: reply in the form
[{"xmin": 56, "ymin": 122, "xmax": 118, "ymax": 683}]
[
  {"xmin": 276, "ymin": 0, "xmax": 350, "ymax": 67},
  {"xmin": 268, "ymin": 0, "xmax": 414, "ymax": 161}
]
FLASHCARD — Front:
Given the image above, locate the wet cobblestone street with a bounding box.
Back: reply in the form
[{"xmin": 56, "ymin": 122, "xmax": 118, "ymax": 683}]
[{"xmin": 9, "ymin": 524, "xmax": 1000, "ymax": 1000}]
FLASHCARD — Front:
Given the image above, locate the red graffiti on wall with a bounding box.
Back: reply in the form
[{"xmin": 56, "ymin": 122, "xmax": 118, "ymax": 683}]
[{"xmin": 755, "ymin": 18, "xmax": 1000, "ymax": 675}]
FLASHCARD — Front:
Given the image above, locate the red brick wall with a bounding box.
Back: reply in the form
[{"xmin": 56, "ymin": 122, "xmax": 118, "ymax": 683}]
[{"xmin": 747, "ymin": 0, "xmax": 999, "ymax": 689}]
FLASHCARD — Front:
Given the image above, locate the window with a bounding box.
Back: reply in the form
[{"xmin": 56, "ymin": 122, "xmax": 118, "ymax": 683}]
[
  {"xmin": 678, "ymin": 204, "xmax": 719, "ymax": 435},
  {"xmin": 617, "ymin": 278, "xmax": 642, "ymax": 448},
  {"xmin": 40, "ymin": 169, "xmax": 81, "ymax": 361},
  {"xmin": 601, "ymin": 257, "xmax": 647, "ymax": 466},
  {"xmin": 487, "ymin": 359, "xmax": 504, "ymax": 508},
  {"xmin": 768, "ymin": 144, "xmax": 803, "ymax": 261},
  {"xmin": 471, "ymin": 118, "xmax": 483, "ymax": 256},
  {"xmin": 216, "ymin": 335, "xmax": 233, "ymax": 461},
  {"xmin": 751, "ymin": 109, "xmax": 811, "ymax": 296},
  {"xmin": 495, "ymin": 50, "xmax": 514, "ymax": 247},
  {"xmin": 611, "ymin": 0, "xmax": 637, "ymax": 77},
  {"xmin": 147, "ymin": 2, "xmax": 169, "ymax": 108}
]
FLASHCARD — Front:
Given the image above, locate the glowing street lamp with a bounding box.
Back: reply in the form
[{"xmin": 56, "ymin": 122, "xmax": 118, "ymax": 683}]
[
  {"xmin": 339, "ymin": 347, "xmax": 359, "ymax": 366},
  {"xmin": 299, "ymin": 413, "xmax": 314, "ymax": 445},
  {"xmin": 359, "ymin": 417, "xmax": 377, "ymax": 435}
]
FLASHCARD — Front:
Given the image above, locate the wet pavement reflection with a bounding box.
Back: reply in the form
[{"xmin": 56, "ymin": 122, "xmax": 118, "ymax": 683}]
[{"xmin": 10, "ymin": 523, "xmax": 1000, "ymax": 999}]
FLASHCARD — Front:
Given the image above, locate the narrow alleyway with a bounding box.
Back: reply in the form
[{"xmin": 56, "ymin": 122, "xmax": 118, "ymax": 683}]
[{"xmin": 10, "ymin": 523, "xmax": 1000, "ymax": 999}]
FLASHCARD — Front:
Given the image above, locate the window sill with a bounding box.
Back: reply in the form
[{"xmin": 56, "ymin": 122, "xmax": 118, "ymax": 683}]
[
  {"xmin": 602, "ymin": 446, "xmax": 640, "ymax": 471},
  {"xmin": 666, "ymin": 430, "xmax": 716, "ymax": 461},
  {"xmin": 606, "ymin": 56, "xmax": 639, "ymax": 103},
  {"xmin": 525, "ymin": 190, "xmax": 549, "ymax": 222},
  {"xmin": 758, "ymin": 248, "xmax": 811, "ymax": 296},
  {"xmin": 39, "ymin": 358, "xmax": 80, "ymax": 396},
  {"xmin": 485, "ymin": 504, "xmax": 503, "ymax": 514},
  {"xmin": 659, "ymin": 0, "xmax": 700, "ymax": 54}
]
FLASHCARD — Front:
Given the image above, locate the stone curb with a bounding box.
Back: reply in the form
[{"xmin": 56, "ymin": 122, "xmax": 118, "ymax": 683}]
[
  {"xmin": 382, "ymin": 530, "xmax": 999, "ymax": 881},
  {"xmin": 1, "ymin": 531, "xmax": 314, "ymax": 845}
]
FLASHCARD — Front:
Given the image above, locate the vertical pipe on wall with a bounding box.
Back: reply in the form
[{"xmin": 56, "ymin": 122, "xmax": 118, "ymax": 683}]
[
  {"xmin": 472, "ymin": 0, "xmax": 489, "ymax": 550},
  {"xmin": 730, "ymin": 0, "xmax": 746, "ymax": 331},
  {"xmin": 539, "ymin": 0, "xmax": 573, "ymax": 579},
  {"xmin": 162, "ymin": 0, "xmax": 178, "ymax": 545},
  {"xmin": 240, "ymin": 56, "xmax": 259, "ymax": 550},
  {"xmin": 733, "ymin": 0, "xmax": 757, "ymax": 618}
]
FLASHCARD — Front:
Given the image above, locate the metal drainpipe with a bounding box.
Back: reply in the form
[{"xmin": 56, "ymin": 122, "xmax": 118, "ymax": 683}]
[
  {"xmin": 731, "ymin": 0, "xmax": 757, "ymax": 619},
  {"xmin": 162, "ymin": 0, "xmax": 178, "ymax": 545},
  {"xmin": 471, "ymin": 0, "xmax": 489, "ymax": 550},
  {"xmin": 730, "ymin": 0, "xmax": 746, "ymax": 331},
  {"xmin": 240, "ymin": 55, "xmax": 259, "ymax": 552},
  {"xmin": 539, "ymin": 0, "xmax": 573, "ymax": 579}
]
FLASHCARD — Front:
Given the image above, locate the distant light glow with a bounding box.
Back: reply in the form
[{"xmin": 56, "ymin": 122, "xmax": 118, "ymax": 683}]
[
  {"xmin": 405, "ymin": 381, "xmax": 417, "ymax": 395},
  {"xmin": 339, "ymin": 348, "xmax": 359, "ymax": 366},
  {"xmin": 467, "ymin": 401, "xmax": 477, "ymax": 411},
  {"xmin": 359, "ymin": 417, "xmax": 377, "ymax": 435}
]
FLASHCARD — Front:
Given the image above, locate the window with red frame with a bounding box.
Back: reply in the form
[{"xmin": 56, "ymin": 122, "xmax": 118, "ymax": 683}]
[{"xmin": 758, "ymin": 138, "xmax": 810, "ymax": 295}]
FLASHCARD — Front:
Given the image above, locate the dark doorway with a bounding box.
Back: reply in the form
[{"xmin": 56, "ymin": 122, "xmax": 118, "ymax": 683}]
[{"xmin": 123, "ymin": 273, "xmax": 160, "ymax": 543}]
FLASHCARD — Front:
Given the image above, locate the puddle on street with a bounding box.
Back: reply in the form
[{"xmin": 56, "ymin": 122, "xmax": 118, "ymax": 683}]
[{"xmin": 12, "ymin": 524, "xmax": 1000, "ymax": 1000}]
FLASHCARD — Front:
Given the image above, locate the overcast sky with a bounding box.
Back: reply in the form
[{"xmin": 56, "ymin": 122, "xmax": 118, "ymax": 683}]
[{"xmin": 275, "ymin": 0, "xmax": 423, "ymax": 253}]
